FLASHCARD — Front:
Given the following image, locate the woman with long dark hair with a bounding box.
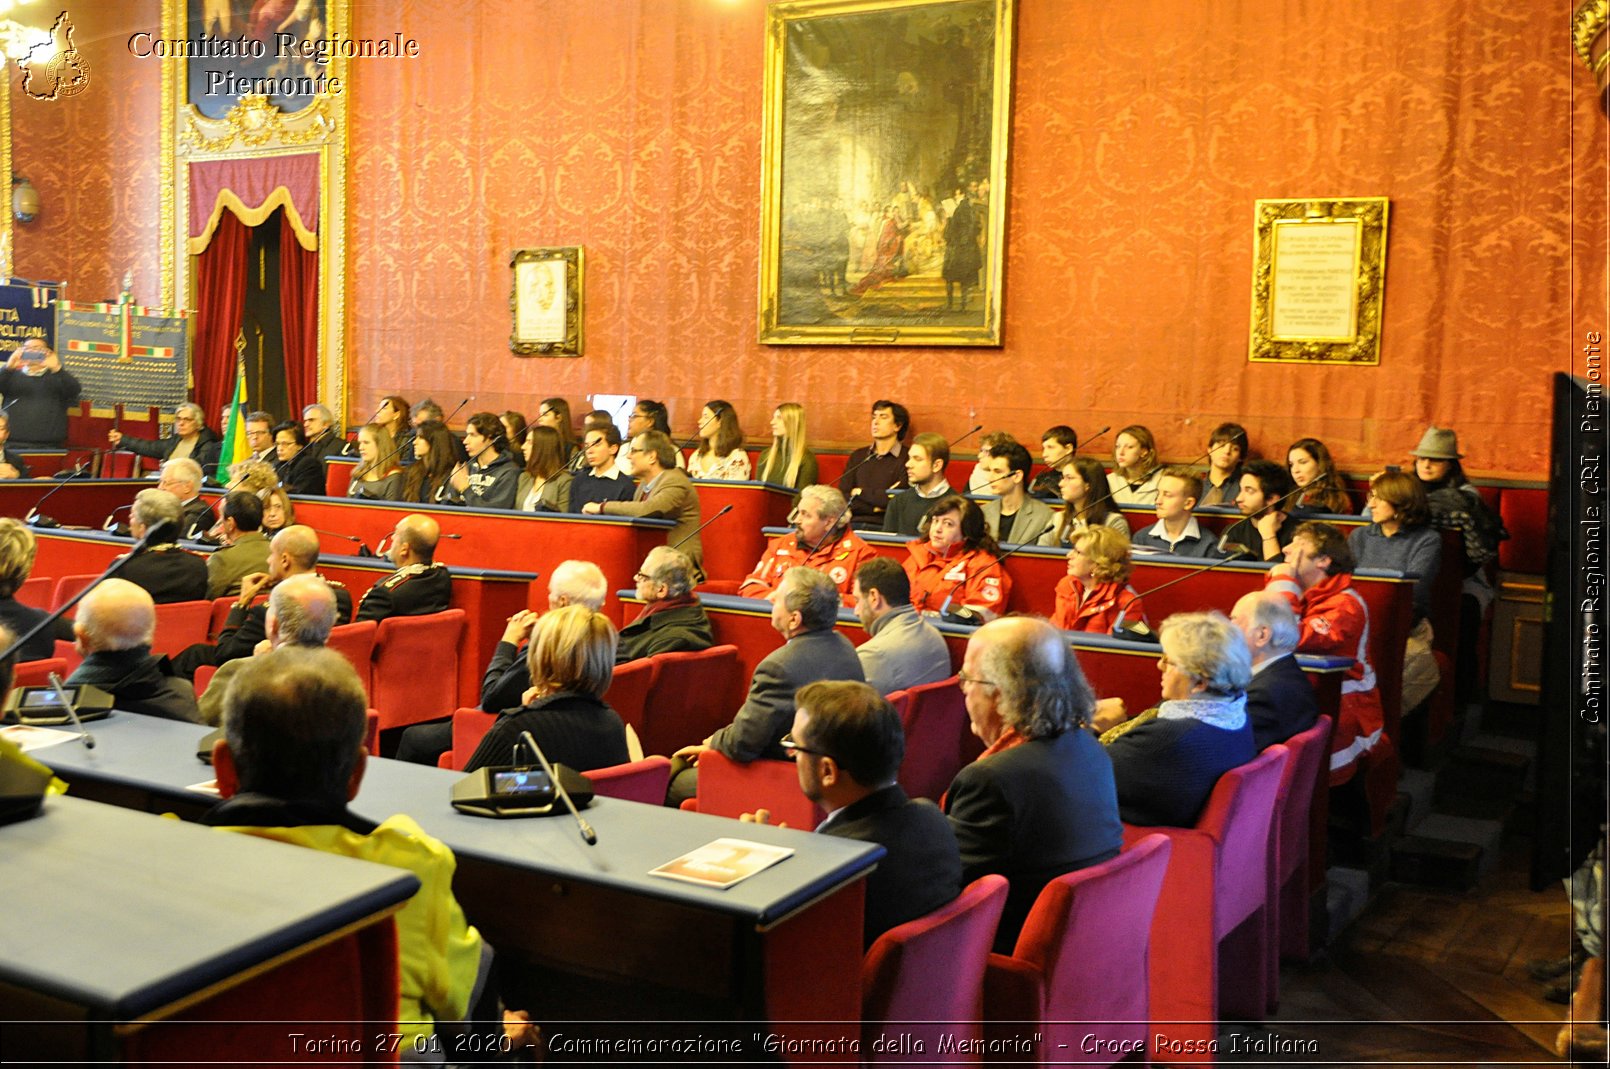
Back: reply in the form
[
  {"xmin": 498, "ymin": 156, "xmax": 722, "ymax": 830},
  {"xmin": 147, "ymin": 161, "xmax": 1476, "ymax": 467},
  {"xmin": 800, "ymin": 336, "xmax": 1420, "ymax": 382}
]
[
  {"xmin": 687, "ymin": 399, "xmax": 751, "ymax": 481},
  {"xmin": 903, "ymin": 494, "xmax": 1011, "ymax": 622},
  {"xmin": 402, "ymin": 422, "xmax": 458, "ymax": 504},
  {"xmin": 1287, "ymin": 437, "xmax": 1352, "ymax": 514},
  {"xmin": 1043, "ymin": 454, "xmax": 1129, "ymax": 547},
  {"xmin": 517, "ymin": 426, "xmax": 574, "ymax": 512}
]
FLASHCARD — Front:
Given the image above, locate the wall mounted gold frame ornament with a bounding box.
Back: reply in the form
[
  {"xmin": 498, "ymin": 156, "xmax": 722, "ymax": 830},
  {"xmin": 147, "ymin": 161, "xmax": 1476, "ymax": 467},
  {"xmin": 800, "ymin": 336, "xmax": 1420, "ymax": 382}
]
[
  {"xmin": 161, "ymin": 0, "xmax": 349, "ymax": 428},
  {"xmin": 758, "ymin": 0, "xmax": 1016, "ymax": 347},
  {"xmin": 510, "ymin": 246, "xmax": 583, "ymax": 357},
  {"xmin": 1248, "ymin": 196, "xmax": 1389, "ymax": 366}
]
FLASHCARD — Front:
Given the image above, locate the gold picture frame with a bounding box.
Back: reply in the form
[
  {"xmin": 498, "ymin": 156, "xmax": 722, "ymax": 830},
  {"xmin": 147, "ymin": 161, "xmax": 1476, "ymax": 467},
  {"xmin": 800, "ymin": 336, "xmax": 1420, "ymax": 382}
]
[
  {"xmin": 758, "ymin": 0, "xmax": 1016, "ymax": 347},
  {"xmin": 510, "ymin": 246, "xmax": 584, "ymax": 356},
  {"xmin": 1249, "ymin": 197, "xmax": 1390, "ymax": 365}
]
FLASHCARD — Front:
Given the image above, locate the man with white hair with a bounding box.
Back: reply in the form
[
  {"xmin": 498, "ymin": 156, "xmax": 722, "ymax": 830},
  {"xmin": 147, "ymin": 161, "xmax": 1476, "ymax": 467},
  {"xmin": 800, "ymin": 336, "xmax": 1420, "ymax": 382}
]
[
  {"xmin": 197, "ymin": 574, "xmax": 338, "ymax": 725},
  {"xmin": 117, "ymin": 488, "xmax": 208, "ymax": 604},
  {"xmin": 1230, "ymin": 590, "xmax": 1320, "ymax": 750},
  {"xmin": 158, "ymin": 456, "xmax": 216, "ymax": 539},
  {"xmin": 301, "ymin": 402, "xmax": 352, "ymax": 467},
  {"xmin": 738, "ymin": 483, "xmax": 877, "ymax": 602},
  {"xmin": 65, "ymin": 577, "xmax": 201, "ymax": 721},
  {"xmin": 107, "ymin": 401, "xmax": 220, "ymax": 475}
]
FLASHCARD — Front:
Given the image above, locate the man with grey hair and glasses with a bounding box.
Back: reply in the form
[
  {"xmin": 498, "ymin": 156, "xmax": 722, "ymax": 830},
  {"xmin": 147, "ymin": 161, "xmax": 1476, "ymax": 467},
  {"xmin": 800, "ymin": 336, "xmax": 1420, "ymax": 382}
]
[{"xmin": 1230, "ymin": 591, "xmax": 1319, "ymax": 750}]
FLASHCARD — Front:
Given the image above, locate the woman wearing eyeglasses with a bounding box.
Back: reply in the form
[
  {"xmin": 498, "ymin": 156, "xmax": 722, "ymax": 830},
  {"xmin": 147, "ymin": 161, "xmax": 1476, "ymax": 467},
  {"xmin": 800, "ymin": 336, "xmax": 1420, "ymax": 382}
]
[
  {"xmin": 903, "ymin": 494, "xmax": 1011, "ymax": 623},
  {"xmin": 1049, "ymin": 526, "xmax": 1145, "ymax": 635},
  {"xmin": 1102, "ymin": 611, "xmax": 1256, "ymax": 827}
]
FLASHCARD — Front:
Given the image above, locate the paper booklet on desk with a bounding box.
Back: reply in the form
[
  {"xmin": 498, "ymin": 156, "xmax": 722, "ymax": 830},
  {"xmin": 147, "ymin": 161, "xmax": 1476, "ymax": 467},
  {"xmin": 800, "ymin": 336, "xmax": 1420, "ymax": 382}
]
[{"xmin": 649, "ymin": 837, "xmax": 795, "ymax": 890}]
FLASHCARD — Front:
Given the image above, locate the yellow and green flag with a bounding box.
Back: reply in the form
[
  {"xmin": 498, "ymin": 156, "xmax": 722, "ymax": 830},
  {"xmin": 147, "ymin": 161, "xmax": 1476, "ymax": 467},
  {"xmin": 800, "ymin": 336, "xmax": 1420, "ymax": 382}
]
[{"xmin": 215, "ymin": 360, "xmax": 249, "ymax": 486}]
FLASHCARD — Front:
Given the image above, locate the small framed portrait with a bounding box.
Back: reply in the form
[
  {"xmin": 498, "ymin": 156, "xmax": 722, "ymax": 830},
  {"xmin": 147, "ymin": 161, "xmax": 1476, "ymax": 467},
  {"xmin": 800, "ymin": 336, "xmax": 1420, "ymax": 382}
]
[{"xmin": 510, "ymin": 246, "xmax": 584, "ymax": 356}]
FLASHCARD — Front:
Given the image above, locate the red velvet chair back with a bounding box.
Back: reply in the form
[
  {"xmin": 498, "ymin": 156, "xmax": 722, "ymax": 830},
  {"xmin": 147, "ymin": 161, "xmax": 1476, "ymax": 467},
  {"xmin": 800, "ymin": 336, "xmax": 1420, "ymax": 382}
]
[
  {"xmin": 440, "ymin": 707, "xmax": 497, "ymax": 771},
  {"xmin": 371, "ymin": 609, "xmax": 466, "ymax": 732},
  {"xmin": 365, "ymin": 709, "xmax": 381, "ymax": 755},
  {"xmin": 688, "ymin": 750, "xmax": 822, "ymax": 828},
  {"xmin": 640, "ymin": 644, "xmax": 740, "ymax": 757},
  {"xmin": 325, "ymin": 461, "xmax": 354, "ymax": 498},
  {"xmin": 152, "ymin": 600, "xmax": 214, "ymax": 658},
  {"xmin": 15, "ymin": 576, "xmax": 51, "ymax": 610},
  {"xmin": 894, "ymin": 675, "xmax": 981, "ymax": 802},
  {"xmin": 52, "ymin": 638, "xmax": 82, "ymax": 675},
  {"xmin": 207, "ymin": 596, "xmax": 237, "ymax": 639},
  {"xmin": 13, "ymin": 657, "xmax": 67, "ymax": 690},
  {"xmin": 603, "ymin": 656, "xmax": 657, "ymax": 737},
  {"xmin": 327, "ymin": 620, "xmax": 378, "ymax": 696},
  {"xmin": 194, "ymin": 664, "xmax": 218, "ymax": 697},
  {"xmin": 586, "ymin": 756, "xmax": 673, "ymax": 804},
  {"xmin": 1204, "ymin": 746, "xmax": 1288, "ymax": 939},
  {"xmin": 50, "ymin": 573, "xmax": 101, "ymax": 613},
  {"xmin": 861, "ymin": 874, "xmax": 1009, "ymax": 1064},
  {"xmin": 1268, "ymin": 715, "xmax": 1334, "ymax": 1003}
]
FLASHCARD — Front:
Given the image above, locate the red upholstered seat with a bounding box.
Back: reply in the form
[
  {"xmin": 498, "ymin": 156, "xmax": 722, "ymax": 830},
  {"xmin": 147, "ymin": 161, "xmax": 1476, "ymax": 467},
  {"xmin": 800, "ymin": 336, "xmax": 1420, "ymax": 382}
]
[
  {"xmin": 983, "ymin": 833, "xmax": 1173, "ymax": 1065},
  {"xmin": 1122, "ymin": 745, "xmax": 1289, "ymax": 1063},
  {"xmin": 893, "ymin": 675, "xmax": 982, "ymax": 802},
  {"xmin": 52, "ymin": 638, "xmax": 81, "ymax": 675},
  {"xmin": 861, "ymin": 874, "xmax": 1009, "ymax": 1064},
  {"xmin": 437, "ymin": 707, "xmax": 497, "ymax": 771},
  {"xmin": 152, "ymin": 600, "xmax": 214, "ymax": 658},
  {"xmin": 327, "ymin": 620, "xmax": 378, "ymax": 697},
  {"xmin": 681, "ymin": 750, "xmax": 822, "ymax": 829},
  {"xmin": 365, "ymin": 709, "xmax": 380, "ymax": 755},
  {"xmin": 325, "ymin": 461, "xmax": 354, "ymax": 497},
  {"xmin": 13, "ymin": 657, "xmax": 67, "ymax": 690},
  {"xmin": 586, "ymin": 756, "xmax": 673, "ymax": 805},
  {"xmin": 371, "ymin": 609, "xmax": 466, "ymax": 733},
  {"xmin": 603, "ymin": 656, "xmax": 657, "ymax": 738},
  {"xmin": 15, "ymin": 576, "xmax": 51, "ymax": 610},
  {"xmin": 693, "ymin": 579, "xmax": 743, "ymax": 596},
  {"xmin": 50, "ymin": 573, "xmax": 100, "ymax": 613},
  {"xmin": 639, "ymin": 644, "xmax": 741, "ymax": 758},
  {"xmin": 194, "ymin": 663, "xmax": 218, "ymax": 696},
  {"xmin": 1270, "ymin": 716, "xmax": 1334, "ymax": 1001}
]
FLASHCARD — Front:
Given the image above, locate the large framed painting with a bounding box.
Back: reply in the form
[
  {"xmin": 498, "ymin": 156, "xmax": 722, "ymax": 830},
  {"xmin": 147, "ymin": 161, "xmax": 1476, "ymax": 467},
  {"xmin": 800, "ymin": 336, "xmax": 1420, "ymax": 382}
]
[
  {"xmin": 185, "ymin": 0, "xmax": 331, "ymax": 119},
  {"xmin": 759, "ymin": 0, "xmax": 1016, "ymax": 347}
]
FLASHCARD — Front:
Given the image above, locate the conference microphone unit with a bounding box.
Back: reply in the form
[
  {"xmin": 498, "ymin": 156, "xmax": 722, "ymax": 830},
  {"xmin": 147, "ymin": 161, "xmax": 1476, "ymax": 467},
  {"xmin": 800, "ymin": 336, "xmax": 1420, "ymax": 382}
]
[
  {"xmin": 669, "ymin": 504, "xmax": 733, "ymax": 553},
  {"xmin": 23, "ymin": 457, "xmax": 93, "ymax": 527},
  {"xmin": 1109, "ymin": 548, "xmax": 1252, "ymax": 643},
  {"xmin": 449, "ymin": 730, "xmax": 596, "ymax": 840},
  {"xmin": 310, "ymin": 527, "xmax": 376, "ymax": 557},
  {"xmin": 935, "ymin": 521, "xmax": 1056, "ymax": 624}
]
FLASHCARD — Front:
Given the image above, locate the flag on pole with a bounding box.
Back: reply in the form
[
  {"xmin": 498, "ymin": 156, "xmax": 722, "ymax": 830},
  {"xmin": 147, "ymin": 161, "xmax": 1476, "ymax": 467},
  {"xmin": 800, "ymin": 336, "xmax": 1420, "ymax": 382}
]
[{"xmin": 215, "ymin": 358, "xmax": 249, "ymax": 486}]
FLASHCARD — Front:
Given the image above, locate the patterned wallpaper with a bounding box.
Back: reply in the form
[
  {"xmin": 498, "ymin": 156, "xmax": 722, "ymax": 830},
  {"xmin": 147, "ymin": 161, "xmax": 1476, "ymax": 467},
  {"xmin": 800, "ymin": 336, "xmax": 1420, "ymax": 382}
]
[{"xmin": 11, "ymin": 2, "xmax": 163, "ymax": 308}]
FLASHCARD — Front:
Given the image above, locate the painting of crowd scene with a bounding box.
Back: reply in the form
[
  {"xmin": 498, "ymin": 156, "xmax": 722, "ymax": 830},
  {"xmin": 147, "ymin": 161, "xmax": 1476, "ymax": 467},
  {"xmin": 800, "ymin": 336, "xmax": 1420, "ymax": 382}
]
[{"xmin": 762, "ymin": 0, "xmax": 1013, "ymax": 344}]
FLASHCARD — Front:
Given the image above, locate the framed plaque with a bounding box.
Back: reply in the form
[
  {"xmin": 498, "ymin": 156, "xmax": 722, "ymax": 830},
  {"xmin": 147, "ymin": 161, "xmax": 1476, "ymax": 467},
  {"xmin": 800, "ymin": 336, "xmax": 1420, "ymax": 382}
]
[
  {"xmin": 511, "ymin": 246, "xmax": 584, "ymax": 356},
  {"xmin": 1249, "ymin": 197, "xmax": 1389, "ymax": 365}
]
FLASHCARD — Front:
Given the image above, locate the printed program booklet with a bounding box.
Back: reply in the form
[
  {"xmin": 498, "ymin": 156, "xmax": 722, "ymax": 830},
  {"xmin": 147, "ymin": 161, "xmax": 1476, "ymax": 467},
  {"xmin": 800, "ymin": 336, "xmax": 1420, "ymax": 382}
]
[{"xmin": 649, "ymin": 837, "xmax": 795, "ymax": 889}]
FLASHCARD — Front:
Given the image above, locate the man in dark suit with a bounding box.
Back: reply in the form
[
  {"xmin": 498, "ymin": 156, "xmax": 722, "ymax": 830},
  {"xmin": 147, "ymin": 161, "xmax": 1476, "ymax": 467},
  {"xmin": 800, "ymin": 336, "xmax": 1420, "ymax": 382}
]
[
  {"xmin": 67, "ymin": 577, "xmax": 201, "ymax": 722},
  {"xmin": 119, "ymin": 488, "xmax": 208, "ymax": 604},
  {"xmin": 1232, "ymin": 591, "xmax": 1320, "ymax": 750},
  {"xmin": 745, "ymin": 679, "xmax": 961, "ymax": 947},
  {"xmin": 355, "ymin": 513, "xmax": 452, "ymax": 623},
  {"xmin": 667, "ymin": 566, "xmax": 864, "ymax": 805},
  {"xmin": 945, "ymin": 616, "xmax": 1124, "ymax": 953},
  {"xmin": 584, "ymin": 430, "xmax": 705, "ymax": 576}
]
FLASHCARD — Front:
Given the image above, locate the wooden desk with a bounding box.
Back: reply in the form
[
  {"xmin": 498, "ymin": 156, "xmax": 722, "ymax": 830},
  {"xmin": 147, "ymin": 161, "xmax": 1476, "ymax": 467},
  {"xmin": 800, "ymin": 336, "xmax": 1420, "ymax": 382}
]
[
  {"xmin": 0, "ymin": 795, "xmax": 414, "ymax": 1062},
  {"xmin": 0, "ymin": 477, "xmax": 155, "ymax": 527},
  {"xmin": 34, "ymin": 713, "xmax": 878, "ymax": 1054},
  {"xmin": 687, "ymin": 479, "xmax": 798, "ymax": 585}
]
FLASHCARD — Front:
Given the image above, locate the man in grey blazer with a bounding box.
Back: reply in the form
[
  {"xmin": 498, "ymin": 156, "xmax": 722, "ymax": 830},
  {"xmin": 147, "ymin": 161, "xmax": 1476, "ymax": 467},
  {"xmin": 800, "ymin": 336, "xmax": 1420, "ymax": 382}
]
[
  {"xmin": 852, "ymin": 557, "xmax": 952, "ymax": 696},
  {"xmin": 977, "ymin": 440, "xmax": 1055, "ymax": 548},
  {"xmin": 667, "ymin": 566, "xmax": 863, "ymax": 805},
  {"xmin": 585, "ymin": 430, "xmax": 705, "ymax": 576}
]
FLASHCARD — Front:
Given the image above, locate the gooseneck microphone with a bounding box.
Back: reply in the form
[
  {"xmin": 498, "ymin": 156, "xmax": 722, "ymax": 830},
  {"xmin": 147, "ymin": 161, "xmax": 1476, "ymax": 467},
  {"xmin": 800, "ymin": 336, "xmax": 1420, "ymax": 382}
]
[
  {"xmin": 47, "ymin": 672, "xmax": 94, "ymax": 750},
  {"xmin": 23, "ymin": 458, "xmax": 93, "ymax": 527},
  {"xmin": 665, "ymin": 503, "xmax": 733, "ymax": 554},
  {"xmin": 518, "ymin": 730, "xmax": 597, "ymax": 846},
  {"xmin": 1109, "ymin": 548, "xmax": 1253, "ymax": 643},
  {"xmin": 935, "ymin": 521, "xmax": 1056, "ymax": 623},
  {"xmin": 310, "ymin": 526, "xmax": 376, "ymax": 557},
  {"xmin": 0, "ymin": 527, "xmax": 160, "ymax": 664}
]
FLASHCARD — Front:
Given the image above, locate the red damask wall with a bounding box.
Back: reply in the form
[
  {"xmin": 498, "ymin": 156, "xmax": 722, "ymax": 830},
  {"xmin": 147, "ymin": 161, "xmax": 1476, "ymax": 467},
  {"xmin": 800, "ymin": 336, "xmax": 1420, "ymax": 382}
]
[{"xmin": 11, "ymin": 1, "xmax": 162, "ymax": 305}]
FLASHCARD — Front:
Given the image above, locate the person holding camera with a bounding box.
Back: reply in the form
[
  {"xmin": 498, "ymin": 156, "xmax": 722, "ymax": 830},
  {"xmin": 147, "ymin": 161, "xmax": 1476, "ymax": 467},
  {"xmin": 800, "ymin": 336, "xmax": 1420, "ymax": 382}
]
[{"xmin": 0, "ymin": 339, "xmax": 80, "ymax": 450}]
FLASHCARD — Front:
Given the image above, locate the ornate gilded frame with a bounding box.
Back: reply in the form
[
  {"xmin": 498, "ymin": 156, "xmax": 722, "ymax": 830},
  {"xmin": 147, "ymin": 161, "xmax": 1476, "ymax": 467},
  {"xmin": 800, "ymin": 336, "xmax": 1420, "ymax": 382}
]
[
  {"xmin": 1249, "ymin": 197, "xmax": 1389, "ymax": 366},
  {"xmin": 758, "ymin": 0, "xmax": 1015, "ymax": 347},
  {"xmin": 161, "ymin": 0, "xmax": 349, "ymax": 426},
  {"xmin": 510, "ymin": 246, "xmax": 584, "ymax": 356}
]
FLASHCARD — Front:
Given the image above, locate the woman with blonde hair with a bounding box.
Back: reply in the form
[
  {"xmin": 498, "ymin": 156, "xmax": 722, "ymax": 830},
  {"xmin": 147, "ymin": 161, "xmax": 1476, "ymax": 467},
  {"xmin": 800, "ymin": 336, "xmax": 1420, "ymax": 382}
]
[
  {"xmin": 687, "ymin": 399, "xmax": 751, "ymax": 481},
  {"xmin": 347, "ymin": 424, "xmax": 403, "ymax": 501},
  {"xmin": 756, "ymin": 402, "xmax": 818, "ymax": 489},
  {"xmin": 1043, "ymin": 455, "xmax": 1129, "ymax": 547},
  {"xmin": 1287, "ymin": 437, "xmax": 1352, "ymax": 514},
  {"xmin": 463, "ymin": 604, "xmax": 631, "ymax": 774},
  {"xmin": 1107, "ymin": 424, "xmax": 1162, "ymax": 505},
  {"xmin": 1050, "ymin": 525, "xmax": 1146, "ymax": 634},
  {"xmin": 0, "ymin": 517, "xmax": 72, "ymax": 660}
]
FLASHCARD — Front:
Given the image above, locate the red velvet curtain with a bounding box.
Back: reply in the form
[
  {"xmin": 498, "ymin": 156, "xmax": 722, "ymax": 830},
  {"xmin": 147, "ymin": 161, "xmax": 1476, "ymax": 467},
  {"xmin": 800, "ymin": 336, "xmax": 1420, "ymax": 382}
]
[
  {"xmin": 191, "ymin": 211, "xmax": 250, "ymax": 429},
  {"xmin": 279, "ymin": 213, "xmax": 319, "ymax": 416}
]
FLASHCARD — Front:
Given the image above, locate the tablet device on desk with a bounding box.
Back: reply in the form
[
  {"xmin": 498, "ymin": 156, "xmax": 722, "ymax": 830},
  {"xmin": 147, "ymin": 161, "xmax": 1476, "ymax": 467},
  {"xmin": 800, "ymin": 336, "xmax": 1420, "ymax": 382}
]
[{"xmin": 2, "ymin": 684, "xmax": 114, "ymax": 726}]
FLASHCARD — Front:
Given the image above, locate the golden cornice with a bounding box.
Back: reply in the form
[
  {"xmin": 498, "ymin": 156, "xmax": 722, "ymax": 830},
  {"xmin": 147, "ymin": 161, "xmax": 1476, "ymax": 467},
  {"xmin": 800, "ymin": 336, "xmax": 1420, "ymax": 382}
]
[
  {"xmin": 178, "ymin": 95, "xmax": 337, "ymax": 156},
  {"xmin": 1574, "ymin": 0, "xmax": 1608, "ymax": 72}
]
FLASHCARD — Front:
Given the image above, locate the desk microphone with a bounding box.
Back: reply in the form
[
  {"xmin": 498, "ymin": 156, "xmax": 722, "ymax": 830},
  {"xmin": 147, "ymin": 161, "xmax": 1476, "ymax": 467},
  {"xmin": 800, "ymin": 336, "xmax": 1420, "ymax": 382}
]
[
  {"xmin": 1110, "ymin": 548, "xmax": 1252, "ymax": 643},
  {"xmin": 935, "ymin": 521, "xmax": 1055, "ymax": 623},
  {"xmin": 519, "ymin": 731, "xmax": 597, "ymax": 846},
  {"xmin": 101, "ymin": 503, "xmax": 132, "ymax": 532},
  {"xmin": 23, "ymin": 458, "xmax": 92, "ymax": 527},
  {"xmin": 47, "ymin": 672, "xmax": 94, "ymax": 750},
  {"xmin": 310, "ymin": 526, "xmax": 376, "ymax": 557},
  {"xmin": 668, "ymin": 504, "xmax": 733, "ymax": 553},
  {"xmin": 0, "ymin": 527, "xmax": 158, "ymax": 664}
]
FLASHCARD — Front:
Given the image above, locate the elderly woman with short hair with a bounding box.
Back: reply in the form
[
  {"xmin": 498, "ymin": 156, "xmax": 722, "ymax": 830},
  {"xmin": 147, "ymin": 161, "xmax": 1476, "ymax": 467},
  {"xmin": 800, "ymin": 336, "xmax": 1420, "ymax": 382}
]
[
  {"xmin": 464, "ymin": 604, "xmax": 631, "ymax": 774},
  {"xmin": 1050, "ymin": 525, "xmax": 1145, "ymax": 634},
  {"xmin": 1103, "ymin": 611, "xmax": 1257, "ymax": 826}
]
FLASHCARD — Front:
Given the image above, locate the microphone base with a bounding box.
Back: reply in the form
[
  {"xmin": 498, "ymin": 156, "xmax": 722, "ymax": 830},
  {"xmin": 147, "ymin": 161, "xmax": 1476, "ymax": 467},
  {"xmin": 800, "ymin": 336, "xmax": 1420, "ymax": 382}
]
[
  {"xmin": 27, "ymin": 515, "xmax": 59, "ymax": 529},
  {"xmin": 1112, "ymin": 621, "xmax": 1159, "ymax": 644}
]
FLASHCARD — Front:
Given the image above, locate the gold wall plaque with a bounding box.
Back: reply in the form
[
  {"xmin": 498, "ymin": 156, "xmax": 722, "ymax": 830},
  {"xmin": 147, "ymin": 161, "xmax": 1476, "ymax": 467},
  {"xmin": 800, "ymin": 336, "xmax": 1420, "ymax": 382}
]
[
  {"xmin": 510, "ymin": 246, "xmax": 583, "ymax": 357},
  {"xmin": 1249, "ymin": 197, "xmax": 1389, "ymax": 365}
]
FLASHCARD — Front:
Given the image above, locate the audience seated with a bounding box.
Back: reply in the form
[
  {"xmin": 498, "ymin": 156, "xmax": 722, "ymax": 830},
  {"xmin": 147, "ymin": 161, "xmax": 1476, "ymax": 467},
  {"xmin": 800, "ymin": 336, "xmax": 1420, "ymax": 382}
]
[
  {"xmin": 1050, "ymin": 526, "xmax": 1145, "ymax": 635},
  {"xmin": 945, "ymin": 616, "xmax": 1123, "ymax": 953},
  {"xmin": 66, "ymin": 578, "xmax": 201, "ymax": 722},
  {"xmin": 1351, "ymin": 470, "xmax": 1443, "ymax": 711},
  {"xmin": 1288, "ymin": 437, "xmax": 1352, "ymax": 514},
  {"xmin": 475, "ymin": 561, "xmax": 608, "ymax": 720},
  {"xmin": 1200, "ymin": 421, "xmax": 1249, "ymax": 507},
  {"xmin": 745, "ymin": 680, "xmax": 962, "ymax": 948},
  {"xmin": 568, "ymin": 422, "xmax": 635, "ymax": 512},
  {"xmin": 1229, "ymin": 592, "xmax": 1319, "ymax": 750},
  {"xmin": 613, "ymin": 399, "xmax": 684, "ymax": 477},
  {"xmin": 1102, "ymin": 611, "xmax": 1257, "ymax": 826},
  {"xmin": 882, "ymin": 431, "xmax": 953, "ymax": 538},
  {"xmin": 516, "ymin": 426, "xmax": 574, "ymax": 512},
  {"xmin": 197, "ymin": 574, "xmax": 339, "ymax": 725},
  {"xmin": 839, "ymin": 399, "xmax": 911, "ymax": 530},
  {"xmin": 500, "ymin": 410, "xmax": 529, "ymax": 455},
  {"xmin": 0, "ymin": 413, "xmax": 32, "ymax": 478},
  {"xmin": 739, "ymin": 484, "xmax": 876, "ymax": 602},
  {"xmin": 586, "ymin": 431, "xmax": 705, "ymax": 576},
  {"xmin": 1129, "ymin": 467, "xmax": 1222, "ymax": 558},
  {"xmin": 534, "ymin": 398, "xmax": 583, "ymax": 473},
  {"xmin": 1029, "ymin": 424, "xmax": 1078, "ymax": 498},
  {"xmin": 354, "ymin": 514, "xmax": 452, "ymax": 623},
  {"xmin": 347, "ymin": 423, "xmax": 404, "ymax": 501},
  {"xmin": 206, "ymin": 492, "xmax": 272, "ymax": 599},
  {"xmin": 0, "ymin": 519, "xmax": 72, "ymax": 660},
  {"xmin": 119, "ymin": 489, "xmax": 209, "ymax": 604},
  {"xmin": 159, "ymin": 458, "xmax": 217, "ymax": 539},
  {"xmin": 977, "ymin": 440, "xmax": 1055, "ymax": 547},
  {"xmin": 1042, "ymin": 454, "xmax": 1129, "ymax": 547},
  {"xmin": 261, "ymin": 486, "xmax": 294, "ymax": 538},
  {"xmin": 667, "ymin": 566, "xmax": 864, "ymax": 806},
  {"xmin": 1107, "ymin": 424, "xmax": 1162, "ymax": 505},
  {"xmin": 965, "ymin": 430, "xmax": 1017, "ymax": 495},
  {"xmin": 852, "ymin": 557, "xmax": 951, "ymax": 696},
  {"xmin": 464, "ymin": 605, "xmax": 631, "ymax": 775},
  {"xmin": 755, "ymin": 402, "xmax": 818, "ymax": 489},
  {"xmin": 618, "ymin": 547, "xmax": 714, "ymax": 663},
  {"xmin": 449, "ymin": 412, "xmax": 521, "ymax": 509},
  {"xmin": 300, "ymin": 404, "xmax": 352, "ymax": 468},
  {"xmin": 272, "ymin": 422, "xmax": 325, "ymax": 496},
  {"xmin": 1266, "ymin": 521, "xmax": 1384, "ymax": 786},
  {"xmin": 108, "ymin": 402, "xmax": 221, "ymax": 476},
  {"xmin": 374, "ymin": 396, "xmax": 413, "ymax": 467},
  {"xmin": 1220, "ymin": 459, "xmax": 1300, "ymax": 561},
  {"xmin": 402, "ymin": 421, "xmax": 459, "ymax": 504},
  {"xmin": 686, "ymin": 399, "xmax": 752, "ymax": 481},
  {"xmin": 904, "ymin": 494, "xmax": 1011, "ymax": 622}
]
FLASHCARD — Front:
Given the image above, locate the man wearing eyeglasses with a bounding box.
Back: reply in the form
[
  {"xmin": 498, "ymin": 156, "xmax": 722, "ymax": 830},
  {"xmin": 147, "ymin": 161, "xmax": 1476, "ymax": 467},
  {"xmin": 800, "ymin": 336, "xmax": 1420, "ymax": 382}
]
[
  {"xmin": 946, "ymin": 616, "xmax": 1123, "ymax": 953},
  {"xmin": 584, "ymin": 431, "xmax": 704, "ymax": 577},
  {"xmin": 738, "ymin": 484, "xmax": 876, "ymax": 603},
  {"xmin": 568, "ymin": 424, "xmax": 635, "ymax": 513},
  {"xmin": 746, "ymin": 680, "xmax": 961, "ymax": 948}
]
